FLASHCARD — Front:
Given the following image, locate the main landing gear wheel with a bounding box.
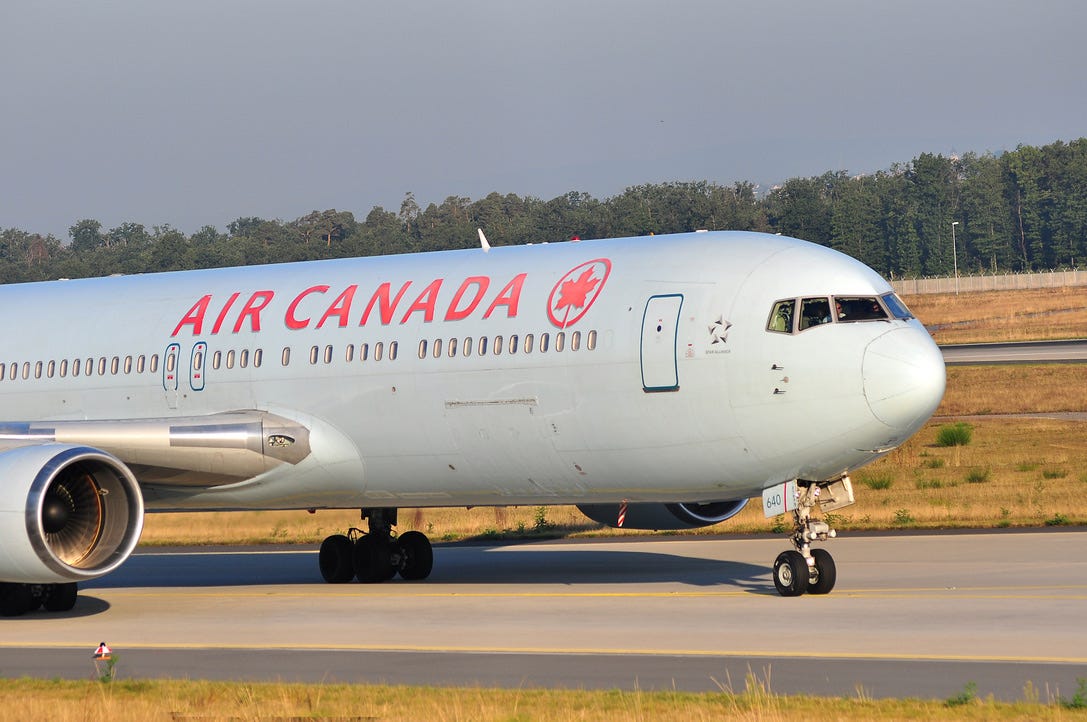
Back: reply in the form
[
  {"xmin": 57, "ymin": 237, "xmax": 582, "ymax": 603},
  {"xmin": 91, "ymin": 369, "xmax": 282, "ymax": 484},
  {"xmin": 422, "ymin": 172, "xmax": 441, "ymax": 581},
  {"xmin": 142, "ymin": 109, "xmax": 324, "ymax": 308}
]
[
  {"xmin": 319, "ymin": 534, "xmax": 355, "ymax": 583},
  {"xmin": 317, "ymin": 508, "xmax": 434, "ymax": 584},
  {"xmin": 396, "ymin": 530, "xmax": 434, "ymax": 580},
  {"xmin": 773, "ymin": 550, "xmax": 808, "ymax": 597}
]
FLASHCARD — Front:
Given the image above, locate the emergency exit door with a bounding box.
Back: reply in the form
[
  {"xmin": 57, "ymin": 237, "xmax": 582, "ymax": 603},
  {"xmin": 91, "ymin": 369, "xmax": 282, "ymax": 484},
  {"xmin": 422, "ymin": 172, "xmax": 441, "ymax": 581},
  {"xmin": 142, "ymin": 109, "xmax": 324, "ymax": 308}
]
[{"xmin": 640, "ymin": 294, "xmax": 683, "ymax": 392}]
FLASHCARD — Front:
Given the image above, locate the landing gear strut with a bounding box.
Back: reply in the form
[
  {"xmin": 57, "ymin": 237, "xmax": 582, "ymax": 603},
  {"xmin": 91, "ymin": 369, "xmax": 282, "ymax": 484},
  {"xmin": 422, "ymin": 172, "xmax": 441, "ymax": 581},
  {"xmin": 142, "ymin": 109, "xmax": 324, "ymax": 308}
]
[
  {"xmin": 318, "ymin": 508, "xmax": 433, "ymax": 584},
  {"xmin": 772, "ymin": 477, "xmax": 852, "ymax": 597}
]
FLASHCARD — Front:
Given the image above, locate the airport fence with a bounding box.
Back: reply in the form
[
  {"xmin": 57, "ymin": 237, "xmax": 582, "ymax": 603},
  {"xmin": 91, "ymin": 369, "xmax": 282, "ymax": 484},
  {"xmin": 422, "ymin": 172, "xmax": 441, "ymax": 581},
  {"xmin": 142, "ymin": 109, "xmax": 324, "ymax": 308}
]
[{"xmin": 891, "ymin": 269, "xmax": 1086, "ymax": 295}]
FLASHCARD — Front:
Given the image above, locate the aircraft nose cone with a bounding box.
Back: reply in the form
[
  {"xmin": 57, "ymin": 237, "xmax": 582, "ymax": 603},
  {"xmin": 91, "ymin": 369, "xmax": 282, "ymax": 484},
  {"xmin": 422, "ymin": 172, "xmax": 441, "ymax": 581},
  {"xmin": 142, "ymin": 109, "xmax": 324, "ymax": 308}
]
[{"xmin": 863, "ymin": 327, "xmax": 946, "ymax": 433}]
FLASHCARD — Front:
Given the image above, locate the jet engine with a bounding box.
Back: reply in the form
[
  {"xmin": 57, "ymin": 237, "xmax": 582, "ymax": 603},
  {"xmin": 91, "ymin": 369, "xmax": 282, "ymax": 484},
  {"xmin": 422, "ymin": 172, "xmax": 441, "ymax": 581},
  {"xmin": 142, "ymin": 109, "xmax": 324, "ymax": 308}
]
[
  {"xmin": 0, "ymin": 444, "xmax": 144, "ymax": 583},
  {"xmin": 576, "ymin": 499, "xmax": 749, "ymax": 530}
]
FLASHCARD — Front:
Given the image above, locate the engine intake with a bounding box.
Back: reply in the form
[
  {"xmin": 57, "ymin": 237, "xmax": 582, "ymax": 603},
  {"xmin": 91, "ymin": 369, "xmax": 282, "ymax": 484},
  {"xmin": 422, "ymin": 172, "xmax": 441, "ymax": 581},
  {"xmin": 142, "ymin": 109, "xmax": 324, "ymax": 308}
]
[
  {"xmin": 0, "ymin": 444, "xmax": 144, "ymax": 583},
  {"xmin": 576, "ymin": 499, "xmax": 748, "ymax": 530}
]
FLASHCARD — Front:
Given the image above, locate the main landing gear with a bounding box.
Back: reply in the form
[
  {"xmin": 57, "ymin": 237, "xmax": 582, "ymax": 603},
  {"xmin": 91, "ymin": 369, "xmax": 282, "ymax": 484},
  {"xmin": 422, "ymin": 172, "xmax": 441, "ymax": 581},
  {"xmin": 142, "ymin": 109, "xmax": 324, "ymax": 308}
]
[
  {"xmin": 772, "ymin": 477, "xmax": 853, "ymax": 597},
  {"xmin": 0, "ymin": 582, "xmax": 78, "ymax": 617},
  {"xmin": 317, "ymin": 508, "xmax": 433, "ymax": 584}
]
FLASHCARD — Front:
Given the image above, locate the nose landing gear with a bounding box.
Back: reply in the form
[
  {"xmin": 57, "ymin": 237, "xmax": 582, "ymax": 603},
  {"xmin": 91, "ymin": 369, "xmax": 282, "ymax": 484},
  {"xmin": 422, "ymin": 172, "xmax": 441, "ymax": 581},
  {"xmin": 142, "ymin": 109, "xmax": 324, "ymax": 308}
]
[{"xmin": 771, "ymin": 476, "xmax": 852, "ymax": 597}]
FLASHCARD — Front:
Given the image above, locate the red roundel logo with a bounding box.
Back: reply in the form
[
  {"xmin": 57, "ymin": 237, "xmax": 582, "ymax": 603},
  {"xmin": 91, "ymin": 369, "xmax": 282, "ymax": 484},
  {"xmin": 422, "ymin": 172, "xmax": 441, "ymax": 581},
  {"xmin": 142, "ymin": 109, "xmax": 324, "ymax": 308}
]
[{"xmin": 547, "ymin": 258, "xmax": 611, "ymax": 329}]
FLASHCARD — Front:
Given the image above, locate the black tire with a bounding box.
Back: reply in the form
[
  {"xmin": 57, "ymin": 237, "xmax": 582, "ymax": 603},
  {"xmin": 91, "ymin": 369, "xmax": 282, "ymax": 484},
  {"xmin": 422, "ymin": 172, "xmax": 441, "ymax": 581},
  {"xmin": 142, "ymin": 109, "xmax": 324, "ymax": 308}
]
[
  {"xmin": 42, "ymin": 582, "xmax": 78, "ymax": 612},
  {"xmin": 397, "ymin": 531, "xmax": 434, "ymax": 580},
  {"xmin": 807, "ymin": 548, "xmax": 836, "ymax": 595},
  {"xmin": 772, "ymin": 550, "xmax": 808, "ymax": 597},
  {"xmin": 353, "ymin": 535, "xmax": 393, "ymax": 583},
  {"xmin": 0, "ymin": 583, "xmax": 39, "ymax": 617},
  {"xmin": 319, "ymin": 534, "xmax": 355, "ymax": 583}
]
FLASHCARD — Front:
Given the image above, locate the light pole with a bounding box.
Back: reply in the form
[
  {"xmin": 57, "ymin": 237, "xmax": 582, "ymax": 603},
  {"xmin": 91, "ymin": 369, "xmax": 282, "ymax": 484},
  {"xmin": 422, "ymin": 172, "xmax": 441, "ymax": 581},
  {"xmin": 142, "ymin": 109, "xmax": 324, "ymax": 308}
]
[{"xmin": 951, "ymin": 221, "xmax": 960, "ymax": 294}]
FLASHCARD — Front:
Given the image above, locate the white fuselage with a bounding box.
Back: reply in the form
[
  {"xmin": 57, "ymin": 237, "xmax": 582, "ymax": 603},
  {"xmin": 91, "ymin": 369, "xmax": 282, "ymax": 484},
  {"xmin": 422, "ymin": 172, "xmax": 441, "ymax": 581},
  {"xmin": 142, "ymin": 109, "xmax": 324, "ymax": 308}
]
[{"xmin": 0, "ymin": 231, "xmax": 945, "ymax": 511}]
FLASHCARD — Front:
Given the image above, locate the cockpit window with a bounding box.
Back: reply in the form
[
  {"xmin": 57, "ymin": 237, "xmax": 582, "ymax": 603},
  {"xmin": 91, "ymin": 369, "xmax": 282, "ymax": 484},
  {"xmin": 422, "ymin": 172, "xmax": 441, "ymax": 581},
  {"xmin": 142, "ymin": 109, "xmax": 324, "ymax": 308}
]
[
  {"xmin": 881, "ymin": 292, "xmax": 915, "ymax": 320},
  {"xmin": 799, "ymin": 297, "xmax": 832, "ymax": 330},
  {"xmin": 767, "ymin": 293, "xmax": 904, "ymax": 335},
  {"xmin": 835, "ymin": 296, "xmax": 889, "ymax": 322},
  {"xmin": 767, "ymin": 299, "xmax": 795, "ymax": 333}
]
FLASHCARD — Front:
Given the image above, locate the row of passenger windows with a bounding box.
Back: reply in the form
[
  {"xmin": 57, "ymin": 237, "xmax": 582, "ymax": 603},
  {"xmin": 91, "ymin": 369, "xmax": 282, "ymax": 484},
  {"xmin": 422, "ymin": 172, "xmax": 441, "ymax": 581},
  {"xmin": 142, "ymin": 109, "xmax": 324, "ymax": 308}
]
[
  {"xmin": 1, "ymin": 354, "xmax": 162, "ymax": 381},
  {"xmin": 766, "ymin": 292, "xmax": 913, "ymax": 334},
  {"xmin": 418, "ymin": 329, "xmax": 596, "ymax": 360},
  {"xmin": 2, "ymin": 330, "xmax": 599, "ymax": 382}
]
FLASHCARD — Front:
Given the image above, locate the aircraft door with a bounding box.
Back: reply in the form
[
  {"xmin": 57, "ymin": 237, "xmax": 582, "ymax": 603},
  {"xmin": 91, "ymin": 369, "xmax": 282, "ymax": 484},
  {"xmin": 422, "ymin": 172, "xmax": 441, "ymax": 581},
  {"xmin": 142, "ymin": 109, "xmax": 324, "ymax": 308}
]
[
  {"xmin": 163, "ymin": 343, "xmax": 180, "ymax": 409},
  {"xmin": 640, "ymin": 294, "xmax": 683, "ymax": 392},
  {"xmin": 190, "ymin": 341, "xmax": 207, "ymax": 392}
]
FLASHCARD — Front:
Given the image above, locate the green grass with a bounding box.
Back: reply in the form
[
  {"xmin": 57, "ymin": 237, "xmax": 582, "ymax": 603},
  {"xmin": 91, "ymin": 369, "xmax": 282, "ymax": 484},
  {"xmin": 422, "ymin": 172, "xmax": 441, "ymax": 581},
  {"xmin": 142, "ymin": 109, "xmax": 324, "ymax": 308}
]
[{"xmin": 936, "ymin": 422, "xmax": 974, "ymax": 447}]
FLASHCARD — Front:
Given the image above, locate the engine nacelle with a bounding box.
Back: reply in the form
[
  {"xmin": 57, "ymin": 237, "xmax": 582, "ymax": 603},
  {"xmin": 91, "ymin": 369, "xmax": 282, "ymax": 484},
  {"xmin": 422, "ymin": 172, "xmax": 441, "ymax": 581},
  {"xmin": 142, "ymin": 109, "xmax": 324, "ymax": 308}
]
[
  {"xmin": 576, "ymin": 499, "xmax": 749, "ymax": 530},
  {"xmin": 0, "ymin": 444, "xmax": 144, "ymax": 583}
]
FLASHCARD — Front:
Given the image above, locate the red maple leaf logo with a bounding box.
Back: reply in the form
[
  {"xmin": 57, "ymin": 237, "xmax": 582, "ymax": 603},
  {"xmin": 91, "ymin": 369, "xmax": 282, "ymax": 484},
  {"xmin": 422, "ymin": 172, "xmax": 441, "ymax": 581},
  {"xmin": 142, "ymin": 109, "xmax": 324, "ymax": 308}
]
[
  {"xmin": 546, "ymin": 259, "xmax": 611, "ymax": 329},
  {"xmin": 554, "ymin": 269, "xmax": 600, "ymax": 313}
]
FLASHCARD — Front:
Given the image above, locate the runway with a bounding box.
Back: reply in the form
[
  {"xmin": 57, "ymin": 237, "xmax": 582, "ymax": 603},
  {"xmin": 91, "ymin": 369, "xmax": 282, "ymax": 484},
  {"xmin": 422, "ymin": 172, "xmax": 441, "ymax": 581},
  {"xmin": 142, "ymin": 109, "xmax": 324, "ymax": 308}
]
[
  {"xmin": 941, "ymin": 339, "xmax": 1087, "ymax": 364},
  {"xmin": 3, "ymin": 530, "xmax": 1087, "ymax": 701}
]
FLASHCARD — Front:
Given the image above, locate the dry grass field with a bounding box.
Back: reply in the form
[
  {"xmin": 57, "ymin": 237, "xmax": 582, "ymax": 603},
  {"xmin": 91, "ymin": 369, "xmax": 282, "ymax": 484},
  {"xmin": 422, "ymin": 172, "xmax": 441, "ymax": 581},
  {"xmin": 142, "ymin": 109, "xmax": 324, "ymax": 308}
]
[
  {"xmin": 139, "ymin": 287, "xmax": 1087, "ymax": 545},
  {"xmin": 2, "ymin": 677, "xmax": 1083, "ymax": 721},
  {"xmin": 903, "ymin": 286, "xmax": 1087, "ymax": 344}
]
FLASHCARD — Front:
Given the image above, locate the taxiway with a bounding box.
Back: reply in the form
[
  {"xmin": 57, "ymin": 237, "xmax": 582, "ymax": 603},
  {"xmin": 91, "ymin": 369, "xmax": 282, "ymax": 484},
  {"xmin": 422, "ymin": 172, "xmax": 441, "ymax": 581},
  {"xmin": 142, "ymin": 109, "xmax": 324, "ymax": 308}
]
[{"xmin": 3, "ymin": 531, "xmax": 1085, "ymax": 700}]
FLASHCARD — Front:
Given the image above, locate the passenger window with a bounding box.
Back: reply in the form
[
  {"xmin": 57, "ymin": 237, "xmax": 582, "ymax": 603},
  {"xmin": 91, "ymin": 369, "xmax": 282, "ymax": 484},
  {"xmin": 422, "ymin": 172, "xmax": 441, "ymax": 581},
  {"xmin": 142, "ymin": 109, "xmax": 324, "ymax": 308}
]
[
  {"xmin": 389, "ymin": 341, "xmax": 398, "ymax": 360},
  {"xmin": 448, "ymin": 338, "xmax": 458, "ymax": 357},
  {"xmin": 509, "ymin": 335, "xmax": 518, "ymax": 354},
  {"xmin": 254, "ymin": 349, "xmax": 263, "ymax": 368},
  {"xmin": 767, "ymin": 300, "xmax": 795, "ymax": 333},
  {"xmin": 493, "ymin": 335, "xmax": 503, "ymax": 355},
  {"xmin": 72, "ymin": 359, "xmax": 81, "ymax": 377},
  {"xmin": 463, "ymin": 337, "xmax": 472, "ymax": 357},
  {"xmin": 323, "ymin": 345, "xmax": 333, "ymax": 364},
  {"xmin": 345, "ymin": 345, "xmax": 355, "ymax": 362},
  {"xmin": 555, "ymin": 332, "xmax": 566, "ymax": 352},
  {"xmin": 60, "ymin": 359, "xmax": 68, "ymax": 377},
  {"xmin": 540, "ymin": 333, "xmax": 550, "ymax": 353},
  {"xmin": 47, "ymin": 360, "xmax": 56, "ymax": 378},
  {"xmin": 137, "ymin": 355, "xmax": 146, "ymax": 373},
  {"xmin": 124, "ymin": 356, "xmax": 133, "ymax": 374},
  {"xmin": 374, "ymin": 342, "xmax": 384, "ymax": 361},
  {"xmin": 281, "ymin": 347, "xmax": 291, "ymax": 366},
  {"xmin": 150, "ymin": 354, "xmax": 159, "ymax": 373},
  {"xmin": 524, "ymin": 334, "xmax": 534, "ymax": 353},
  {"xmin": 110, "ymin": 357, "xmax": 119, "ymax": 375},
  {"xmin": 587, "ymin": 329, "xmax": 597, "ymax": 350},
  {"xmin": 240, "ymin": 349, "xmax": 250, "ymax": 368},
  {"xmin": 35, "ymin": 361, "xmax": 43, "ymax": 379},
  {"xmin": 478, "ymin": 337, "xmax": 488, "ymax": 355},
  {"xmin": 98, "ymin": 358, "xmax": 107, "ymax": 375},
  {"xmin": 799, "ymin": 298, "xmax": 832, "ymax": 331},
  {"xmin": 226, "ymin": 350, "xmax": 236, "ymax": 369},
  {"xmin": 418, "ymin": 340, "xmax": 428, "ymax": 359},
  {"xmin": 359, "ymin": 343, "xmax": 368, "ymax": 362},
  {"xmin": 432, "ymin": 338, "xmax": 443, "ymax": 358},
  {"xmin": 571, "ymin": 331, "xmax": 581, "ymax": 351}
]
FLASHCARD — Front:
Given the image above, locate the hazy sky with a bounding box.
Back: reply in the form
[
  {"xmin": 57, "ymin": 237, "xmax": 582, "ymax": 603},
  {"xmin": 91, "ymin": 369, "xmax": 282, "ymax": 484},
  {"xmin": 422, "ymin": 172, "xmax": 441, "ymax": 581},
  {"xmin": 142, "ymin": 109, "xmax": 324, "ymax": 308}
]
[{"xmin": 4, "ymin": 1, "xmax": 1085, "ymax": 240}]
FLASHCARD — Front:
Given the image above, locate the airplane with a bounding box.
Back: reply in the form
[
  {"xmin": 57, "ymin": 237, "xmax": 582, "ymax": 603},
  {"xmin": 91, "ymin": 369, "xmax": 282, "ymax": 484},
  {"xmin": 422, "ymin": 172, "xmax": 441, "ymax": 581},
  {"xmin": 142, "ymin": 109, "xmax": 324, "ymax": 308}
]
[{"xmin": 0, "ymin": 230, "xmax": 945, "ymax": 616}]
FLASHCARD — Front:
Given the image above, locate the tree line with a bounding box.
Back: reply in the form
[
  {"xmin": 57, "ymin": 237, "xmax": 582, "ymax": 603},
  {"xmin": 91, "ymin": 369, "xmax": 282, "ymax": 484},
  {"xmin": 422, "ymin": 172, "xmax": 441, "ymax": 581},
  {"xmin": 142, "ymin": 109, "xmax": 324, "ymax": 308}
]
[{"xmin": 2, "ymin": 138, "xmax": 1085, "ymax": 285}]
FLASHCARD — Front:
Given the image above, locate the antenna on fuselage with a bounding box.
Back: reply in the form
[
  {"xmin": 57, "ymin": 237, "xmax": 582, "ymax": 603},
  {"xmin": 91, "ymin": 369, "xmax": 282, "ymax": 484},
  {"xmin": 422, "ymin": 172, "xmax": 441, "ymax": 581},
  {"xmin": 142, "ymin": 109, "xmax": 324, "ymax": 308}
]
[{"xmin": 478, "ymin": 228, "xmax": 491, "ymax": 253}]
